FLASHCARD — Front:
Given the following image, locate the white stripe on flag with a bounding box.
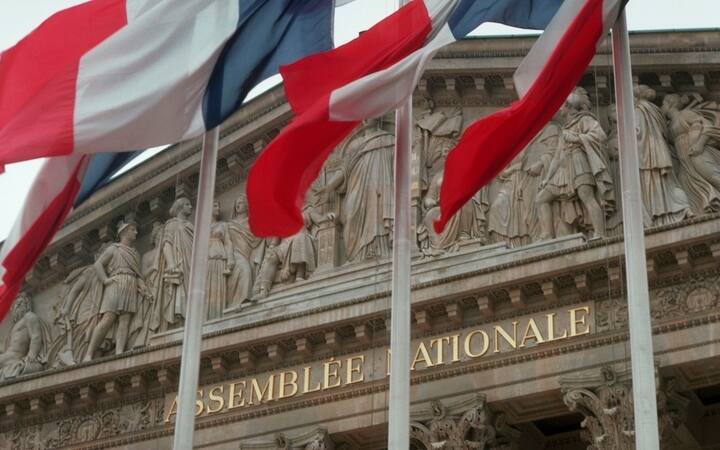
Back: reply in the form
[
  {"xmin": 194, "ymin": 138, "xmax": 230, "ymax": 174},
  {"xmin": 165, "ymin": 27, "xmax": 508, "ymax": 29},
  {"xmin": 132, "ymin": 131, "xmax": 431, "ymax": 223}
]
[
  {"xmin": 329, "ymin": 23, "xmax": 455, "ymax": 121},
  {"xmin": 73, "ymin": 0, "xmax": 240, "ymax": 153},
  {"xmin": 0, "ymin": 155, "xmax": 88, "ymax": 273}
]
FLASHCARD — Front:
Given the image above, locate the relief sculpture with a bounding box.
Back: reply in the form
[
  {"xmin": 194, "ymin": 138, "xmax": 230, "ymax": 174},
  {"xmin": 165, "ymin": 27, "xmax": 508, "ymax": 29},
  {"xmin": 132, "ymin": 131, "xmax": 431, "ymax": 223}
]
[
  {"xmin": 536, "ymin": 87, "xmax": 615, "ymax": 240},
  {"xmin": 83, "ymin": 218, "xmax": 150, "ymax": 361},
  {"xmin": 226, "ymin": 194, "xmax": 264, "ymax": 311},
  {"xmin": 633, "ymin": 85, "xmax": 693, "ymax": 226},
  {"xmin": 663, "ymin": 93, "xmax": 720, "ymax": 214},
  {"xmin": 150, "ymin": 197, "xmax": 194, "ymax": 332},
  {"xmin": 207, "ymin": 201, "xmax": 234, "ymax": 320},
  {"xmin": 323, "ymin": 118, "xmax": 395, "ymax": 263},
  {"xmin": 0, "ymin": 293, "xmax": 49, "ymax": 381}
]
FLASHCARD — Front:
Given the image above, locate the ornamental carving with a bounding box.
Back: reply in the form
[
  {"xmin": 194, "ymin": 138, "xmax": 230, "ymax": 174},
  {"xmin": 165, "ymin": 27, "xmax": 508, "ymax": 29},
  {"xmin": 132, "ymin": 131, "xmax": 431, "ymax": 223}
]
[
  {"xmin": 560, "ymin": 366, "xmax": 689, "ymax": 450},
  {"xmin": 239, "ymin": 427, "xmax": 335, "ymax": 450},
  {"xmin": 410, "ymin": 394, "xmax": 520, "ymax": 450}
]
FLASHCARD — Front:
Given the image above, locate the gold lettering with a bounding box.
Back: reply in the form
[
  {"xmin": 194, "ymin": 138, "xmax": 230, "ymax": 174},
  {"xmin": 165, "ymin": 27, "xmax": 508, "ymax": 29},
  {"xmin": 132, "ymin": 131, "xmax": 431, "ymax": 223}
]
[
  {"xmin": 195, "ymin": 389, "xmax": 204, "ymax": 416},
  {"xmin": 164, "ymin": 397, "xmax": 178, "ymax": 423},
  {"xmin": 228, "ymin": 381, "xmax": 246, "ymax": 409},
  {"xmin": 430, "ymin": 336, "xmax": 451, "ymax": 365},
  {"xmin": 206, "ymin": 385, "xmax": 225, "ymax": 414},
  {"xmin": 411, "ymin": 342, "xmax": 435, "ymax": 371},
  {"xmin": 449, "ymin": 334, "xmax": 460, "ymax": 362},
  {"xmin": 569, "ymin": 306, "xmax": 591, "ymax": 336},
  {"xmin": 302, "ymin": 366, "xmax": 322, "ymax": 393},
  {"xmin": 520, "ymin": 318, "xmax": 545, "ymax": 348},
  {"xmin": 249, "ymin": 375, "xmax": 275, "ymax": 405},
  {"xmin": 279, "ymin": 371, "xmax": 298, "ymax": 399},
  {"xmin": 464, "ymin": 330, "xmax": 489, "ymax": 358},
  {"xmin": 493, "ymin": 322, "xmax": 518, "ymax": 353},
  {"xmin": 546, "ymin": 313, "xmax": 568, "ymax": 341},
  {"xmin": 346, "ymin": 355, "xmax": 365, "ymax": 385},
  {"xmin": 323, "ymin": 358, "xmax": 342, "ymax": 390}
]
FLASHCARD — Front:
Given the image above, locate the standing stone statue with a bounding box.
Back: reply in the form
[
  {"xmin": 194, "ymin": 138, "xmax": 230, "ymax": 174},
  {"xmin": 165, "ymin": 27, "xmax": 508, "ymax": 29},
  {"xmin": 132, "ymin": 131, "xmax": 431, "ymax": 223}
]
[
  {"xmin": 253, "ymin": 237, "xmax": 290, "ymax": 299},
  {"xmin": 0, "ymin": 294, "xmax": 49, "ymax": 380},
  {"xmin": 150, "ymin": 197, "xmax": 194, "ymax": 333},
  {"xmin": 226, "ymin": 194, "xmax": 263, "ymax": 311},
  {"xmin": 414, "ymin": 98, "xmax": 463, "ymax": 188},
  {"xmin": 50, "ymin": 245, "xmax": 107, "ymax": 365},
  {"xmin": 633, "ymin": 85, "xmax": 693, "ymax": 226},
  {"xmin": 84, "ymin": 219, "xmax": 149, "ymax": 361},
  {"xmin": 207, "ymin": 201, "xmax": 234, "ymax": 320},
  {"xmin": 662, "ymin": 93, "xmax": 720, "ymax": 214},
  {"xmin": 604, "ymin": 105, "xmax": 624, "ymax": 235},
  {"xmin": 284, "ymin": 204, "xmax": 322, "ymax": 281},
  {"xmin": 322, "ymin": 118, "xmax": 395, "ymax": 263},
  {"xmin": 536, "ymin": 87, "xmax": 615, "ymax": 240},
  {"xmin": 131, "ymin": 222, "xmax": 164, "ymax": 348},
  {"xmin": 418, "ymin": 171, "xmax": 487, "ymax": 254}
]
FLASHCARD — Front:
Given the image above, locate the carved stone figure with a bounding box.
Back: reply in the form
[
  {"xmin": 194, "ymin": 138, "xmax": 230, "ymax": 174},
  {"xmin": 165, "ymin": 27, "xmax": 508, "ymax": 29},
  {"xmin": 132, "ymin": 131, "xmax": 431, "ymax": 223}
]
[
  {"xmin": 323, "ymin": 118, "xmax": 395, "ymax": 263},
  {"xmin": 284, "ymin": 204, "xmax": 323, "ymax": 282},
  {"xmin": 419, "ymin": 171, "xmax": 487, "ymax": 255},
  {"xmin": 536, "ymin": 87, "xmax": 615, "ymax": 239},
  {"xmin": 84, "ymin": 218, "xmax": 149, "ymax": 361},
  {"xmin": 150, "ymin": 197, "xmax": 194, "ymax": 332},
  {"xmin": 132, "ymin": 221, "xmax": 164, "ymax": 348},
  {"xmin": 0, "ymin": 294, "xmax": 48, "ymax": 380},
  {"xmin": 253, "ymin": 237, "xmax": 290, "ymax": 299},
  {"xmin": 50, "ymin": 246, "xmax": 107, "ymax": 366},
  {"xmin": 633, "ymin": 85, "xmax": 693, "ymax": 226},
  {"xmin": 604, "ymin": 105, "xmax": 623, "ymax": 235},
  {"xmin": 663, "ymin": 93, "xmax": 720, "ymax": 214},
  {"xmin": 487, "ymin": 122, "xmax": 553, "ymax": 247},
  {"xmin": 207, "ymin": 201, "xmax": 234, "ymax": 319},
  {"xmin": 226, "ymin": 194, "xmax": 263, "ymax": 311},
  {"xmin": 414, "ymin": 98, "xmax": 463, "ymax": 188}
]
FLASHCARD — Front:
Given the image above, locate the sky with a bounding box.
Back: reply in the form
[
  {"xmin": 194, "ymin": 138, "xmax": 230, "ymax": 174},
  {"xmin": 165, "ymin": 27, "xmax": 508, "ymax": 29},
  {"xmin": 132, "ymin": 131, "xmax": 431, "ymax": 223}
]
[{"xmin": 0, "ymin": 0, "xmax": 718, "ymax": 241}]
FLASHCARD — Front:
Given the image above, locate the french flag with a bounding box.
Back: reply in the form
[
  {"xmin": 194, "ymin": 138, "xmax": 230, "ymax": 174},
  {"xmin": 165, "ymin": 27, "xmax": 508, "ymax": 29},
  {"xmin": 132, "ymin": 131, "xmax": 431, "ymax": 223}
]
[
  {"xmin": 246, "ymin": 0, "xmax": 564, "ymax": 237},
  {"xmin": 435, "ymin": 0, "xmax": 623, "ymax": 232},
  {"xmin": 0, "ymin": 0, "xmax": 340, "ymax": 317}
]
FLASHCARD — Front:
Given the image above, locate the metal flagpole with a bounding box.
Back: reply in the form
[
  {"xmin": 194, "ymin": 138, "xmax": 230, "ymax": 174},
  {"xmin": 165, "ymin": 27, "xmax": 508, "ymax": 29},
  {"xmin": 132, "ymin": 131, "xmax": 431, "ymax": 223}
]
[
  {"xmin": 611, "ymin": 10, "xmax": 661, "ymax": 449},
  {"xmin": 172, "ymin": 127, "xmax": 220, "ymax": 450},
  {"xmin": 388, "ymin": 1, "xmax": 412, "ymax": 448}
]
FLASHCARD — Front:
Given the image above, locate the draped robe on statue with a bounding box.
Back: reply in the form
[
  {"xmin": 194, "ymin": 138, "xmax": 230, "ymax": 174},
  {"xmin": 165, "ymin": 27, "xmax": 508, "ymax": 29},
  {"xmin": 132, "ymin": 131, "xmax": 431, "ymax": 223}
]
[
  {"xmin": 544, "ymin": 112, "xmax": 615, "ymax": 230},
  {"xmin": 669, "ymin": 107, "xmax": 720, "ymax": 214},
  {"xmin": 150, "ymin": 217, "xmax": 193, "ymax": 332},
  {"xmin": 339, "ymin": 128, "xmax": 395, "ymax": 262},
  {"xmin": 227, "ymin": 215, "xmax": 263, "ymax": 308},
  {"xmin": 635, "ymin": 98, "xmax": 692, "ymax": 226}
]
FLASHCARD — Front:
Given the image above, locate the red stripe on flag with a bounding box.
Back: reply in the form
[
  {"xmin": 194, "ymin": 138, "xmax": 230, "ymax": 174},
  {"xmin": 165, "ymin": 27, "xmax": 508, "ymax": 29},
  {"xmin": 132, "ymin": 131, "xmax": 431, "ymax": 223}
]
[
  {"xmin": 0, "ymin": 156, "xmax": 87, "ymax": 320},
  {"xmin": 0, "ymin": 0, "xmax": 126, "ymax": 173},
  {"xmin": 247, "ymin": 1, "xmax": 433, "ymax": 237},
  {"xmin": 435, "ymin": 0, "xmax": 605, "ymax": 233}
]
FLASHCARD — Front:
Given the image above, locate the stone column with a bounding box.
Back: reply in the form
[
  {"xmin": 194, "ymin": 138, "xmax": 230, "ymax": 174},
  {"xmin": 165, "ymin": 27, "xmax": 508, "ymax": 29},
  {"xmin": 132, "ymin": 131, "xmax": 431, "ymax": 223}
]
[{"xmin": 560, "ymin": 365, "xmax": 690, "ymax": 450}]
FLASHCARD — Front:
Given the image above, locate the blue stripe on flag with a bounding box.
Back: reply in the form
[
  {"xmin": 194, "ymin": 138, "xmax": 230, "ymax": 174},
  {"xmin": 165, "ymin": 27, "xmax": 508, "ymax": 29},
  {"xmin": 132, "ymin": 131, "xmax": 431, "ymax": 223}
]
[
  {"xmin": 202, "ymin": 0, "xmax": 334, "ymax": 130},
  {"xmin": 448, "ymin": 0, "xmax": 564, "ymax": 39},
  {"xmin": 75, "ymin": 152, "xmax": 139, "ymax": 206}
]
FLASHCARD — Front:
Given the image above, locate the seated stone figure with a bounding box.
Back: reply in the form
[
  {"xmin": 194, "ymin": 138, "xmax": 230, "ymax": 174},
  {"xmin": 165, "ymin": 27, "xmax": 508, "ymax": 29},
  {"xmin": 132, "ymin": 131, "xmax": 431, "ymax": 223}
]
[{"xmin": 0, "ymin": 293, "xmax": 49, "ymax": 380}]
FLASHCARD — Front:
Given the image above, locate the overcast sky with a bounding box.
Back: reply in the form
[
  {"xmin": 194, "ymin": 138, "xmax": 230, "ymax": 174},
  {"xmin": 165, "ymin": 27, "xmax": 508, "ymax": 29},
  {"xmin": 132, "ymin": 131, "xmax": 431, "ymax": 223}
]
[{"xmin": 0, "ymin": 0, "xmax": 718, "ymax": 241}]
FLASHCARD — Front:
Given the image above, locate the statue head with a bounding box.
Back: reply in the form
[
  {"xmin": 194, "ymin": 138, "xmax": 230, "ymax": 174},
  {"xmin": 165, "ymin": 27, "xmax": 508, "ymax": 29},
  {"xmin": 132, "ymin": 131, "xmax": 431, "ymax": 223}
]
[
  {"xmin": 212, "ymin": 200, "xmax": 222, "ymax": 220},
  {"xmin": 233, "ymin": 195, "xmax": 248, "ymax": 218},
  {"xmin": 117, "ymin": 217, "xmax": 138, "ymax": 243},
  {"xmin": 11, "ymin": 293, "xmax": 32, "ymax": 322},
  {"xmin": 564, "ymin": 87, "xmax": 592, "ymax": 113},
  {"xmin": 607, "ymin": 104, "xmax": 617, "ymax": 124},
  {"xmin": 633, "ymin": 84, "xmax": 656, "ymax": 101},
  {"xmin": 266, "ymin": 236, "xmax": 281, "ymax": 247},
  {"xmin": 662, "ymin": 93, "xmax": 689, "ymax": 115},
  {"xmin": 170, "ymin": 197, "xmax": 193, "ymax": 218}
]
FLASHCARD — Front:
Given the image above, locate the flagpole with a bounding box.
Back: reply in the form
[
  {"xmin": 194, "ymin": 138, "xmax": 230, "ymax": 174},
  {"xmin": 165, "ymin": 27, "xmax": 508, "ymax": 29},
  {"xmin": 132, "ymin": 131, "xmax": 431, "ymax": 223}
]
[
  {"xmin": 611, "ymin": 10, "xmax": 660, "ymax": 449},
  {"xmin": 172, "ymin": 127, "xmax": 219, "ymax": 450},
  {"xmin": 387, "ymin": 2, "xmax": 412, "ymax": 448}
]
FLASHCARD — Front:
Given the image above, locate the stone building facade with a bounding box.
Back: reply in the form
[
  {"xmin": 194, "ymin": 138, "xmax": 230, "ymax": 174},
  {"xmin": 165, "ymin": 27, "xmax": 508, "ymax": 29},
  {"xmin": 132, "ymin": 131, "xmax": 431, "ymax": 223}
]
[{"xmin": 1, "ymin": 30, "xmax": 719, "ymax": 449}]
